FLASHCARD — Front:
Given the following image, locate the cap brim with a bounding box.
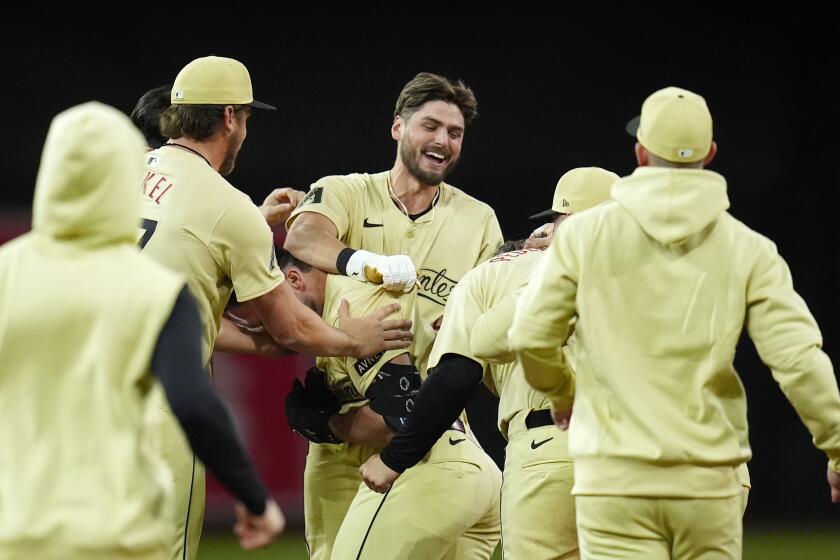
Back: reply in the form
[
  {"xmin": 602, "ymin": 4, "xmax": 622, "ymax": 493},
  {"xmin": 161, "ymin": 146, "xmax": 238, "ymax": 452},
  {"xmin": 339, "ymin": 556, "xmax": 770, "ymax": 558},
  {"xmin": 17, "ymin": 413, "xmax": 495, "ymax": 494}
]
[
  {"xmin": 249, "ymin": 99, "xmax": 276, "ymax": 111},
  {"xmin": 625, "ymin": 115, "xmax": 640, "ymax": 137},
  {"xmin": 528, "ymin": 209, "xmax": 557, "ymax": 221}
]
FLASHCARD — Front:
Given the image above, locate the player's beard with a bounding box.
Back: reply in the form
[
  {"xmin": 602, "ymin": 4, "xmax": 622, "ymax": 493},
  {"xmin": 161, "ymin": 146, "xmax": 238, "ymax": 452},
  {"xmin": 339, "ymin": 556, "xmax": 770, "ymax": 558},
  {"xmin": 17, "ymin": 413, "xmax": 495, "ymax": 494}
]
[
  {"xmin": 296, "ymin": 292, "xmax": 322, "ymax": 316},
  {"xmin": 219, "ymin": 133, "xmax": 244, "ymax": 176},
  {"xmin": 399, "ymin": 138, "xmax": 459, "ymax": 186}
]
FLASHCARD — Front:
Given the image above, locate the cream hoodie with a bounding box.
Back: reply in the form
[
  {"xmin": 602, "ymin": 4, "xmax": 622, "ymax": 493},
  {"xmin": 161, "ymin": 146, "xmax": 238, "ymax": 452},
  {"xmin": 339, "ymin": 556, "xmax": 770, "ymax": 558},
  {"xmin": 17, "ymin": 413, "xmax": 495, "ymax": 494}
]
[
  {"xmin": 510, "ymin": 166, "xmax": 840, "ymax": 497},
  {"xmin": 0, "ymin": 103, "xmax": 184, "ymax": 558}
]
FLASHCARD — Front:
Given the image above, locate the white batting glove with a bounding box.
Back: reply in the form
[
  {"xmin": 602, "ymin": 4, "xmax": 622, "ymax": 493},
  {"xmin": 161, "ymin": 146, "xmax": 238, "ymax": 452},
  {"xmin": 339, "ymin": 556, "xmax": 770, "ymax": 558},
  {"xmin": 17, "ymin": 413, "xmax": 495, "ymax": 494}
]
[{"xmin": 345, "ymin": 250, "xmax": 417, "ymax": 292}]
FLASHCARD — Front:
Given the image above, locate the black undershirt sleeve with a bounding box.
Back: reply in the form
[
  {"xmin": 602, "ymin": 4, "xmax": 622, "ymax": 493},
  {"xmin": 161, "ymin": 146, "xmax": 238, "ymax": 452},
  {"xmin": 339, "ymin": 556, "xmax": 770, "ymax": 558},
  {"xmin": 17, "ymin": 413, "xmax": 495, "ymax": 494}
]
[
  {"xmin": 151, "ymin": 287, "xmax": 268, "ymax": 515},
  {"xmin": 378, "ymin": 354, "xmax": 484, "ymax": 473}
]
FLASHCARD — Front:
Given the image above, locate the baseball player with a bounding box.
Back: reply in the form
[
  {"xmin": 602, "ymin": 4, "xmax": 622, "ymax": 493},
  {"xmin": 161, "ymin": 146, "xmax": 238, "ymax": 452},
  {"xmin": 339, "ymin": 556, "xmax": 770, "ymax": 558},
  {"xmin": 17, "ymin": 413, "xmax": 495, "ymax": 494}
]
[
  {"xmin": 361, "ymin": 167, "xmax": 619, "ymax": 559},
  {"xmin": 0, "ymin": 102, "xmax": 282, "ymax": 559},
  {"xmin": 283, "ymin": 71, "xmax": 504, "ymax": 559},
  {"xmin": 278, "ymin": 248, "xmax": 501, "ymax": 559},
  {"xmin": 138, "ymin": 56, "xmax": 413, "ymax": 560},
  {"xmin": 131, "ymin": 84, "xmax": 171, "ymax": 148},
  {"xmin": 510, "ymin": 86, "xmax": 840, "ymax": 559}
]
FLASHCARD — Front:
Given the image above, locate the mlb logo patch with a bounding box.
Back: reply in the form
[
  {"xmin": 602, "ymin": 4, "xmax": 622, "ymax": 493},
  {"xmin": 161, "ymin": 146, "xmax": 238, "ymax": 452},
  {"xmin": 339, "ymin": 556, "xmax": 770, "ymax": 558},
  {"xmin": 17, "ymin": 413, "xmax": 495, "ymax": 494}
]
[
  {"xmin": 174, "ymin": 90, "xmax": 184, "ymax": 100},
  {"xmin": 678, "ymin": 148, "xmax": 694, "ymax": 159},
  {"xmin": 147, "ymin": 156, "xmax": 160, "ymax": 167}
]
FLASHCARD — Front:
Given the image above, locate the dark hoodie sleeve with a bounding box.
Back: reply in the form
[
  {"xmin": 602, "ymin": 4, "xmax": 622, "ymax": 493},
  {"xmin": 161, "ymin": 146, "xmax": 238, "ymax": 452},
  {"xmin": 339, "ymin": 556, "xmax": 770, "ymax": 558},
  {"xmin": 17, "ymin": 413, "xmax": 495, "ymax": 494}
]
[
  {"xmin": 151, "ymin": 287, "xmax": 268, "ymax": 515},
  {"xmin": 379, "ymin": 355, "xmax": 484, "ymax": 473}
]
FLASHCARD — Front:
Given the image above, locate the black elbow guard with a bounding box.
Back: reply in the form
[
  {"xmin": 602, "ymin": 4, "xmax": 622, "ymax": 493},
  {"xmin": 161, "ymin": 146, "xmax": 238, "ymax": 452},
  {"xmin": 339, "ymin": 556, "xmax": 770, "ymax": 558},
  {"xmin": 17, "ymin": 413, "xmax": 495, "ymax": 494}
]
[{"xmin": 365, "ymin": 363, "xmax": 421, "ymax": 430}]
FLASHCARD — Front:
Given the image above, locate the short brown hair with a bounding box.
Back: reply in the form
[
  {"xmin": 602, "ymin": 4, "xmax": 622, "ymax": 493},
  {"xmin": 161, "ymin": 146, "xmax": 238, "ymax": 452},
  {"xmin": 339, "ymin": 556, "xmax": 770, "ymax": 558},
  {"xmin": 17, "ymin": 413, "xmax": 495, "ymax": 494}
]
[
  {"xmin": 394, "ymin": 72, "xmax": 478, "ymax": 124},
  {"xmin": 159, "ymin": 104, "xmax": 244, "ymax": 141}
]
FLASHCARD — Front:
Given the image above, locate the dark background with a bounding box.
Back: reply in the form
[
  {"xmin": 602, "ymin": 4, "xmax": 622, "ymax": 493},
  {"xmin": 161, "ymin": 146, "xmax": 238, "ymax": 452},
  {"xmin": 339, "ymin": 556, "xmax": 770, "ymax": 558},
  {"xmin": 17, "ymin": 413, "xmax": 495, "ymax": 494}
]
[{"xmin": 2, "ymin": 13, "xmax": 838, "ymax": 524}]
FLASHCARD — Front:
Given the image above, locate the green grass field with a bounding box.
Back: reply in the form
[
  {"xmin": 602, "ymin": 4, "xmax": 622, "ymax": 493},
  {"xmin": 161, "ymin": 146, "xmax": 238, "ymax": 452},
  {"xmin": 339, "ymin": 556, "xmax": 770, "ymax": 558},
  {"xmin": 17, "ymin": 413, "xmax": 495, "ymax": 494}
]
[{"xmin": 198, "ymin": 528, "xmax": 840, "ymax": 559}]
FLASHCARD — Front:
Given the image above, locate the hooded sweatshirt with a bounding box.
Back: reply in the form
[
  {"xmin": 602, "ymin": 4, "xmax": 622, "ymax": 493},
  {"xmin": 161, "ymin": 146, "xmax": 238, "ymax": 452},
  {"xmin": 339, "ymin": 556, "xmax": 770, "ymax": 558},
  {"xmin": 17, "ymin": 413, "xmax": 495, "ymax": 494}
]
[
  {"xmin": 509, "ymin": 166, "xmax": 840, "ymax": 498},
  {"xmin": 0, "ymin": 103, "xmax": 184, "ymax": 558}
]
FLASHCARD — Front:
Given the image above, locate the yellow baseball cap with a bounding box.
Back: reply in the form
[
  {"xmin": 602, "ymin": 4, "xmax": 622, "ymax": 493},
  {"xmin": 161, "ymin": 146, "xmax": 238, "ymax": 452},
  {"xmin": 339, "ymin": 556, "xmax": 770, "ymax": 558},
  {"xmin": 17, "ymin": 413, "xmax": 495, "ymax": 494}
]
[
  {"xmin": 171, "ymin": 56, "xmax": 276, "ymax": 110},
  {"xmin": 529, "ymin": 167, "xmax": 619, "ymax": 220},
  {"xmin": 626, "ymin": 86, "xmax": 712, "ymax": 163}
]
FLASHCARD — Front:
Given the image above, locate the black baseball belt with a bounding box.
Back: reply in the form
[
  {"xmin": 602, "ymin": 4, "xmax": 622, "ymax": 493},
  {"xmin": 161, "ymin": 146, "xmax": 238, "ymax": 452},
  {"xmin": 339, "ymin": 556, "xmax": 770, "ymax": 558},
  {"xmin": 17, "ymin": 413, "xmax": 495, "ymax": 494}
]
[{"xmin": 525, "ymin": 409, "xmax": 553, "ymax": 430}]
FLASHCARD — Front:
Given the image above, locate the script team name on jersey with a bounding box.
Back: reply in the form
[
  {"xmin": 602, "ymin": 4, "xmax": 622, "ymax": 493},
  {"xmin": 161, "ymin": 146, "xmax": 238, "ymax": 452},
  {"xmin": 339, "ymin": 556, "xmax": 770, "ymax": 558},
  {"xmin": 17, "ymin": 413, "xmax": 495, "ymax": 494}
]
[{"xmin": 415, "ymin": 268, "xmax": 456, "ymax": 306}]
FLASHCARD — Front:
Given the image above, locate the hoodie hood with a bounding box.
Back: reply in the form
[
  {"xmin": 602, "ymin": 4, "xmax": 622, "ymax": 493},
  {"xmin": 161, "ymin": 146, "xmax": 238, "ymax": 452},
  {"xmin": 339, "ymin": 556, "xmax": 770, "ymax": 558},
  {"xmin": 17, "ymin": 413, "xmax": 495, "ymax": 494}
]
[
  {"xmin": 32, "ymin": 102, "xmax": 146, "ymax": 247},
  {"xmin": 611, "ymin": 166, "xmax": 730, "ymax": 246}
]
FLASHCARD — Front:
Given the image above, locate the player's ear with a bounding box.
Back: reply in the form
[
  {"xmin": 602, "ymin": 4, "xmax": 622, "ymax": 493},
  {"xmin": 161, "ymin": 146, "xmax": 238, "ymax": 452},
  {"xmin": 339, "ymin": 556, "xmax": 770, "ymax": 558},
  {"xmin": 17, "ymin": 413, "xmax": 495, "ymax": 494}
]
[
  {"xmin": 285, "ymin": 268, "xmax": 304, "ymax": 290},
  {"xmin": 221, "ymin": 106, "xmax": 236, "ymax": 133},
  {"xmin": 703, "ymin": 141, "xmax": 718, "ymax": 166},
  {"xmin": 634, "ymin": 142, "xmax": 649, "ymax": 167},
  {"xmin": 391, "ymin": 116, "xmax": 403, "ymax": 141}
]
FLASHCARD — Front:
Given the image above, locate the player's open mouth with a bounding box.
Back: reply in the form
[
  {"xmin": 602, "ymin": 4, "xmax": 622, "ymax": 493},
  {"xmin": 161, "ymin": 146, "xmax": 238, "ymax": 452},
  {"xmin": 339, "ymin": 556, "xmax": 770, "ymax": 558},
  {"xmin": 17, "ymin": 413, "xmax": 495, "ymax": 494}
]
[{"xmin": 423, "ymin": 150, "xmax": 447, "ymax": 166}]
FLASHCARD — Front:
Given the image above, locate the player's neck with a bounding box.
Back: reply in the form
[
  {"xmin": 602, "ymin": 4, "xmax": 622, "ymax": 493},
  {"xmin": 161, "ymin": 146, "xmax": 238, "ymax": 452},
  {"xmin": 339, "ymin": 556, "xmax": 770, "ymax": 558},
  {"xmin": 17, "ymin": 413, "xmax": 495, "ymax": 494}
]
[
  {"xmin": 167, "ymin": 137, "xmax": 226, "ymax": 173},
  {"xmin": 388, "ymin": 164, "xmax": 439, "ymax": 215}
]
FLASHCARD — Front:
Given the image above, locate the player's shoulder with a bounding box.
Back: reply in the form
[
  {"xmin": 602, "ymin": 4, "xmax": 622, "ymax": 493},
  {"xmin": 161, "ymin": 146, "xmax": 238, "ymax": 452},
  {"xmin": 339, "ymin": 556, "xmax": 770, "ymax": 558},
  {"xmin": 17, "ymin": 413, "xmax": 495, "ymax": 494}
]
[
  {"xmin": 440, "ymin": 182, "xmax": 496, "ymax": 217},
  {"xmin": 467, "ymin": 247, "xmax": 543, "ymax": 285},
  {"xmin": 486, "ymin": 247, "xmax": 545, "ymax": 267},
  {"xmin": 325, "ymin": 274, "xmax": 406, "ymax": 318},
  {"xmin": 312, "ymin": 172, "xmax": 385, "ymax": 193},
  {"xmin": 720, "ymin": 212, "xmax": 780, "ymax": 260}
]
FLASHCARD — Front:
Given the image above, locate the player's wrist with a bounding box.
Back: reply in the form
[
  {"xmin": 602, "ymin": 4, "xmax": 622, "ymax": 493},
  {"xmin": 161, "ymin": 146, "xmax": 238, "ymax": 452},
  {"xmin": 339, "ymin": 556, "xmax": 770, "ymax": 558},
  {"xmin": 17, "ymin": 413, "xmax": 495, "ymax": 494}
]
[
  {"xmin": 378, "ymin": 447, "xmax": 407, "ymax": 474},
  {"xmin": 336, "ymin": 247, "xmax": 357, "ymax": 276},
  {"xmin": 339, "ymin": 248, "xmax": 380, "ymax": 283}
]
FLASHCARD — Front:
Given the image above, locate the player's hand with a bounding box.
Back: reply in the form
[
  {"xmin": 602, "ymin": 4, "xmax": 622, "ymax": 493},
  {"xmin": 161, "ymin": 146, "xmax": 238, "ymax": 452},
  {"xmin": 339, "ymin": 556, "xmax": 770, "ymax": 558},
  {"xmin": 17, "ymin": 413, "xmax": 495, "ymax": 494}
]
[
  {"xmin": 233, "ymin": 499, "xmax": 285, "ymax": 550},
  {"xmin": 364, "ymin": 254, "xmax": 417, "ymax": 292},
  {"xmin": 346, "ymin": 250, "xmax": 417, "ymax": 292},
  {"xmin": 524, "ymin": 222, "xmax": 554, "ymax": 249},
  {"xmin": 552, "ymin": 407, "xmax": 572, "ymax": 431},
  {"xmin": 827, "ymin": 466, "xmax": 840, "ymax": 503},
  {"xmin": 260, "ymin": 187, "xmax": 306, "ymax": 227},
  {"xmin": 360, "ymin": 454, "xmax": 400, "ymax": 493},
  {"xmin": 338, "ymin": 299, "xmax": 413, "ymax": 358}
]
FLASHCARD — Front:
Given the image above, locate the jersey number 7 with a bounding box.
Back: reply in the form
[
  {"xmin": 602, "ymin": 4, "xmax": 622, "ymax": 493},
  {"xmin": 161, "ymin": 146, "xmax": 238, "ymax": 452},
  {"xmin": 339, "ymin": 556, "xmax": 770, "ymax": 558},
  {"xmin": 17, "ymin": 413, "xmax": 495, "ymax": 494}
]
[{"xmin": 137, "ymin": 219, "xmax": 158, "ymax": 250}]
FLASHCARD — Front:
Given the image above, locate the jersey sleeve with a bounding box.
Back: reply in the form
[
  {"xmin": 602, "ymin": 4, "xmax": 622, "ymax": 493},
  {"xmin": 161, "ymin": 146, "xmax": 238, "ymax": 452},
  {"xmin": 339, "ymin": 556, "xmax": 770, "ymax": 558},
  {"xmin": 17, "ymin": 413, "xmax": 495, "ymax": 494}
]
[
  {"xmin": 285, "ymin": 175, "xmax": 359, "ymax": 238},
  {"xmin": 476, "ymin": 211, "xmax": 504, "ymax": 264},
  {"xmin": 211, "ymin": 197, "xmax": 285, "ymax": 302},
  {"xmin": 427, "ymin": 269, "xmax": 487, "ymax": 370}
]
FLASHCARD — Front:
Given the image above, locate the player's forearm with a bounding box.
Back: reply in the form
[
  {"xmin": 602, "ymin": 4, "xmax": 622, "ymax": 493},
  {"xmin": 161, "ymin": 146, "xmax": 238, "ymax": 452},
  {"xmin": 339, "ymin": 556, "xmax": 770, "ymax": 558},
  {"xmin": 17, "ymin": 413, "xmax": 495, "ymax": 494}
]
[
  {"xmin": 328, "ymin": 405, "xmax": 394, "ymax": 448},
  {"xmin": 771, "ymin": 346, "xmax": 840, "ymax": 470},
  {"xmin": 379, "ymin": 355, "xmax": 483, "ymax": 473},
  {"xmin": 154, "ymin": 289, "xmax": 268, "ymax": 515},
  {"xmin": 215, "ymin": 317, "xmax": 294, "ymax": 358},
  {"xmin": 509, "ymin": 238, "xmax": 578, "ymax": 408},
  {"xmin": 284, "ymin": 219, "xmax": 345, "ymax": 274},
  {"xmin": 470, "ymin": 294, "xmax": 518, "ymax": 363},
  {"xmin": 253, "ymin": 283, "xmax": 360, "ymax": 358},
  {"xmin": 517, "ymin": 346, "xmax": 576, "ymax": 412},
  {"xmin": 509, "ymin": 321, "xmax": 575, "ymax": 410}
]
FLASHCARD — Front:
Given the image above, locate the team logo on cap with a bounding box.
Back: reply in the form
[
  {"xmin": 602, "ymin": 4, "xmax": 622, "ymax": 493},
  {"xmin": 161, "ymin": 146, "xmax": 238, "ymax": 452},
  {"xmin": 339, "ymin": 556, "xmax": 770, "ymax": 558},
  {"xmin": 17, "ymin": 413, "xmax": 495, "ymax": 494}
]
[{"xmin": 562, "ymin": 199, "xmax": 570, "ymax": 208}]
